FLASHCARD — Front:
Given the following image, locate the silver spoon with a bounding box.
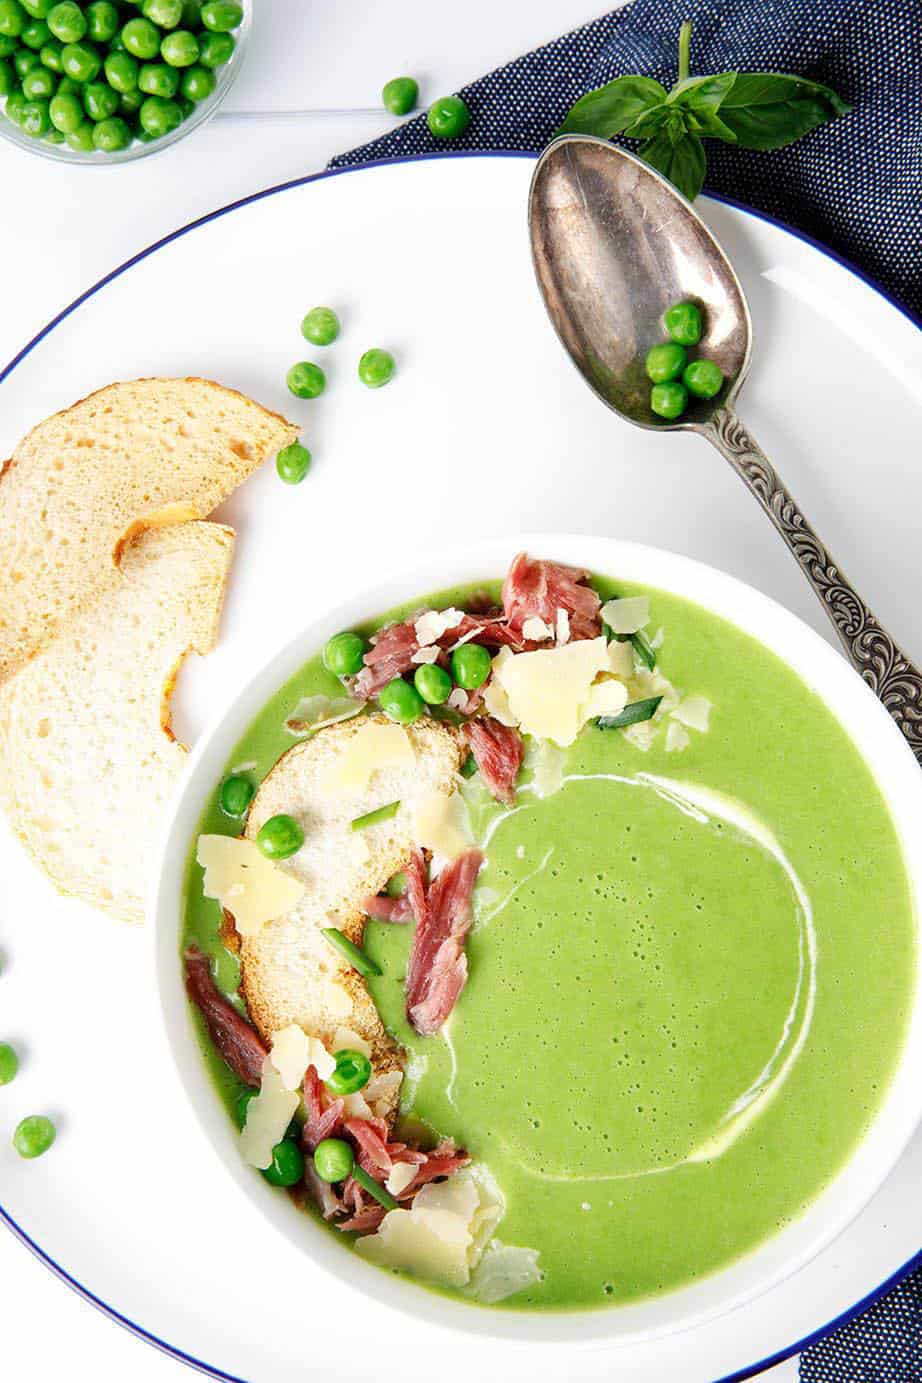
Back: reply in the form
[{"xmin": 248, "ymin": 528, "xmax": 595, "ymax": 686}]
[{"xmin": 529, "ymin": 134, "xmax": 922, "ymax": 765}]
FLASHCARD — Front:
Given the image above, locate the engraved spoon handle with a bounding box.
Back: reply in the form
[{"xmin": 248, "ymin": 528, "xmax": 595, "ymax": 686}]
[{"xmin": 699, "ymin": 405, "xmax": 922, "ymax": 765}]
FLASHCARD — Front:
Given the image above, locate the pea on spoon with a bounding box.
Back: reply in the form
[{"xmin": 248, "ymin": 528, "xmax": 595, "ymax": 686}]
[{"xmin": 528, "ymin": 135, "xmax": 922, "ymax": 764}]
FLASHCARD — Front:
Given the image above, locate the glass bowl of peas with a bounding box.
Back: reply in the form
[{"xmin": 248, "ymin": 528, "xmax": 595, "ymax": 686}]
[{"xmin": 0, "ymin": 0, "xmax": 249, "ymax": 163}]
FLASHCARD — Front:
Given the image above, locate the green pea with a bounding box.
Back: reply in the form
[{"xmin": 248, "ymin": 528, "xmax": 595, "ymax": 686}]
[
  {"xmin": 275, "ymin": 441, "xmax": 311, "ymax": 485},
  {"xmin": 47, "ymin": 1, "xmax": 85, "ymax": 43},
  {"xmin": 22, "ymin": 61, "xmax": 54, "ymax": 97},
  {"xmin": 118, "ymin": 87, "xmax": 142, "ymax": 112},
  {"xmin": 262, "ymin": 1137, "xmax": 305, "ymax": 1188},
  {"xmin": 219, "ymin": 773, "xmax": 254, "ymax": 817},
  {"xmin": 286, "ymin": 361, "xmax": 325, "ymax": 399},
  {"xmin": 121, "ymin": 15, "xmax": 160, "ymax": 58},
  {"xmin": 427, "ymin": 93, "xmax": 470, "ymax": 140},
  {"xmin": 234, "ymin": 1087, "xmax": 255, "ymax": 1128},
  {"xmin": 180, "ymin": 60, "xmax": 212, "ymax": 100},
  {"xmin": 682, "ymin": 358, "xmax": 724, "ymax": 399},
  {"xmin": 0, "ymin": 55, "xmax": 12, "ymax": 91},
  {"xmin": 451, "ymin": 642, "xmax": 491, "ymax": 690},
  {"xmin": 92, "ymin": 112, "xmax": 130, "ymax": 149},
  {"xmin": 20, "ymin": 96, "xmax": 50, "ymax": 134},
  {"xmin": 382, "ymin": 75, "xmax": 417, "ymax": 115},
  {"xmin": 300, "ymin": 305, "xmax": 339, "ymax": 347},
  {"xmin": 143, "ymin": 0, "xmax": 183, "ymax": 27},
  {"xmin": 106, "ymin": 28, "xmax": 124, "ymax": 51},
  {"xmin": 61, "ymin": 41, "xmax": 101, "ymax": 81},
  {"xmin": 4, "ymin": 86, "xmax": 25, "ymax": 119},
  {"xmin": 13, "ymin": 1114, "xmax": 55, "ymax": 1158},
  {"xmin": 39, "ymin": 39, "xmax": 62, "ymax": 68},
  {"xmin": 21, "ymin": 0, "xmax": 53, "ymax": 16},
  {"xmin": 650, "ymin": 380, "xmax": 688, "ymax": 420},
  {"xmin": 256, "ymin": 813, "xmax": 304, "ymax": 860},
  {"xmin": 0, "ymin": 33, "xmax": 15, "ymax": 53},
  {"xmin": 21, "ymin": 17, "xmax": 50, "ymax": 47},
  {"xmin": 104, "ymin": 50, "xmax": 137, "ymax": 91},
  {"xmin": 414, "ymin": 661, "xmax": 452, "ymax": 705},
  {"xmin": 138, "ymin": 60, "xmax": 178, "ymax": 96},
  {"xmin": 138, "ymin": 92, "xmax": 181, "ymax": 135},
  {"xmin": 0, "ymin": 0, "xmax": 27, "ymax": 38},
  {"xmin": 196, "ymin": 27, "xmax": 231, "ymax": 66},
  {"xmin": 160, "ymin": 28, "xmax": 198, "ymax": 65},
  {"xmin": 43, "ymin": 124, "xmax": 64, "ymax": 141},
  {"xmin": 357, "ymin": 348, "xmax": 394, "ymax": 389},
  {"xmin": 201, "ymin": 0, "xmax": 242, "ymax": 31},
  {"xmin": 323, "ymin": 630, "xmax": 365, "ymax": 678},
  {"xmin": 84, "ymin": 1, "xmax": 118, "ymax": 41},
  {"xmin": 0, "ymin": 1042, "xmax": 19, "ymax": 1084},
  {"xmin": 64, "ymin": 118, "xmax": 93, "ymax": 149},
  {"xmin": 324, "ymin": 1049, "xmax": 372, "ymax": 1098},
  {"xmin": 13, "ymin": 46, "xmax": 38, "ymax": 74},
  {"xmin": 54, "ymin": 71, "xmax": 75, "ymax": 90},
  {"xmin": 313, "ymin": 1137, "xmax": 354, "ymax": 1184},
  {"xmin": 645, "ymin": 342, "xmax": 686, "ymax": 384},
  {"xmin": 664, "ymin": 300, "xmax": 703, "ymax": 347},
  {"xmin": 49, "ymin": 87, "xmax": 81, "ymax": 129},
  {"xmin": 378, "ymin": 676, "xmax": 424, "ymax": 725},
  {"xmin": 84, "ymin": 79, "xmax": 118, "ymax": 119}
]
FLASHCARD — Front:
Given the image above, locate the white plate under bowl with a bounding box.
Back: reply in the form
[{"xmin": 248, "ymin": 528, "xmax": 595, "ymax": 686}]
[
  {"xmin": 154, "ymin": 533, "xmax": 922, "ymax": 1351},
  {"xmin": 1, "ymin": 152, "xmax": 921, "ymax": 1382}
]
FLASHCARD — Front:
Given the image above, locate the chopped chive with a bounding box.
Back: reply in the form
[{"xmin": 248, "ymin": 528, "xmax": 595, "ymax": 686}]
[
  {"xmin": 352, "ymin": 1163, "xmax": 398, "ymax": 1211},
  {"xmin": 596, "ymin": 695, "xmax": 663, "ymax": 730},
  {"xmin": 459, "ymin": 753, "xmax": 478, "ymax": 778},
  {"xmin": 385, "ymin": 870, "xmax": 408, "ymax": 898},
  {"xmin": 351, "ymin": 800, "xmax": 400, "ymax": 832},
  {"xmin": 321, "ymin": 928, "xmax": 382, "ymax": 977},
  {"xmin": 630, "ymin": 630, "xmax": 657, "ymax": 669}
]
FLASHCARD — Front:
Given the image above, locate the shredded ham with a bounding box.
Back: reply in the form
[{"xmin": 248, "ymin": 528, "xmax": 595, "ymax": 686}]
[
  {"xmin": 463, "ymin": 717, "xmax": 524, "ymax": 806},
  {"xmin": 353, "ymin": 620, "xmax": 419, "ymax": 697},
  {"xmin": 302, "ymin": 1065, "xmax": 344, "ymax": 1151},
  {"xmin": 334, "ymin": 1138, "xmax": 470, "ymax": 1233},
  {"xmin": 405, "ymin": 848, "xmax": 484, "ymax": 1036},
  {"xmin": 184, "ymin": 946, "xmax": 268, "ymax": 1088},
  {"xmin": 501, "ymin": 551, "xmax": 601, "ymax": 642},
  {"xmin": 363, "ymin": 892, "xmax": 413, "ymax": 923},
  {"xmin": 346, "ymin": 1116, "xmax": 393, "ymax": 1175}
]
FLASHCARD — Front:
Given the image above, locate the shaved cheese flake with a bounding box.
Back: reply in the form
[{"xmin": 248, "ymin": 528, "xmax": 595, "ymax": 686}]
[
  {"xmin": 447, "ymin": 688, "xmax": 469, "ymax": 711},
  {"xmin": 285, "ymin": 694, "xmax": 365, "ymax": 736},
  {"xmin": 386, "ymin": 1161, "xmax": 419, "ymax": 1197},
  {"xmin": 413, "ymin": 788, "xmax": 471, "ymax": 861},
  {"xmin": 607, "ymin": 638, "xmax": 635, "ymax": 679},
  {"xmin": 270, "ymin": 1025, "xmax": 334, "ymax": 1090},
  {"xmin": 623, "ymin": 720, "xmax": 656, "ymax": 752},
  {"xmin": 526, "ymin": 738, "xmax": 566, "ymax": 800},
  {"xmin": 410, "ymin": 645, "xmax": 441, "ymax": 665},
  {"xmin": 356, "ymin": 1206, "xmax": 472, "ymax": 1286},
  {"xmin": 415, "ymin": 608, "xmax": 465, "ymax": 645},
  {"xmin": 521, "ymin": 616, "xmax": 554, "ymax": 642},
  {"xmin": 366, "ymin": 1069, "xmax": 403, "ymax": 1119},
  {"xmin": 601, "ymin": 596, "xmax": 650, "ymax": 635},
  {"xmin": 449, "ymin": 626, "xmax": 481, "ymax": 651},
  {"xmin": 672, "ymin": 695, "xmax": 711, "ymax": 732},
  {"xmin": 197, "ymin": 835, "xmax": 305, "ymax": 937},
  {"xmin": 341, "ymin": 1089, "xmax": 374, "ymax": 1120},
  {"xmin": 650, "ymin": 626, "xmax": 665, "ymax": 651},
  {"xmin": 555, "ymin": 608, "xmax": 570, "ymax": 646},
  {"xmin": 493, "ymin": 638, "xmax": 610, "ymax": 747},
  {"xmin": 332, "ymin": 1027, "xmax": 371, "ymax": 1059},
  {"xmin": 666, "ymin": 720, "xmax": 691, "ymax": 753},
  {"xmin": 470, "ymin": 1242, "xmax": 543, "ymax": 1304},
  {"xmin": 482, "ymin": 648, "xmax": 518, "ymax": 727},
  {"xmin": 240, "ymin": 1058, "xmax": 299, "ymax": 1170},
  {"xmin": 320, "ymin": 721, "xmax": 415, "ymax": 797},
  {"xmin": 583, "ymin": 677, "xmax": 629, "ymax": 721}
]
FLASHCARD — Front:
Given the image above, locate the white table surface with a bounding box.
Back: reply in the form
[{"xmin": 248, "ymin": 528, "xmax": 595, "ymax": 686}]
[{"xmin": 0, "ymin": 3, "xmax": 806, "ymax": 1378}]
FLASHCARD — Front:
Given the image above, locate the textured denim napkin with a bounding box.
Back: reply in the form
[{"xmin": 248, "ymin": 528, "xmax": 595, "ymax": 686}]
[{"xmin": 332, "ymin": 2, "xmax": 922, "ymax": 1376}]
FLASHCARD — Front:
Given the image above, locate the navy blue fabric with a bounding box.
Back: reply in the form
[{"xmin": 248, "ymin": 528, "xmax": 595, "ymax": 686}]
[
  {"xmin": 332, "ymin": 3, "xmax": 921, "ymax": 1376},
  {"xmin": 330, "ymin": 0, "xmax": 922, "ymax": 324}
]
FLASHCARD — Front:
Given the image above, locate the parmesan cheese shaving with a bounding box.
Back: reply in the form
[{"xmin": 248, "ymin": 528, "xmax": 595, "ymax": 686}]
[
  {"xmin": 607, "ymin": 638, "xmax": 635, "ymax": 679},
  {"xmin": 672, "ymin": 695, "xmax": 712, "ymax": 732},
  {"xmin": 319, "ymin": 721, "xmax": 415, "ymax": 797},
  {"xmin": 341, "ymin": 1090, "xmax": 374, "ymax": 1119},
  {"xmin": 365, "ymin": 1069, "xmax": 403, "ymax": 1120},
  {"xmin": 482, "ymin": 648, "xmax": 518, "ymax": 727},
  {"xmin": 526, "ymin": 738, "xmax": 566, "ymax": 800},
  {"xmin": 410, "ymin": 646, "xmax": 441, "ymax": 665},
  {"xmin": 285, "ymin": 694, "xmax": 365, "ymax": 736},
  {"xmin": 269, "ymin": 1024, "xmax": 334, "ymax": 1090},
  {"xmin": 332, "ymin": 1027, "xmax": 372, "ymax": 1059},
  {"xmin": 414, "ymin": 608, "xmax": 465, "ymax": 645},
  {"xmin": 197, "ymin": 835, "xmax": 306, "ymax": 937},
  {"xmin": 491, "ymin": 638, "xmax": 611, "ymax": 747},
  {"xmin": 413, "ymin": 788, "xmax": 471, "ymax": 862},
  {"xmin": 666, "ymin": 720, "xmax": 691, "ymax": 753},
  {"xmin": 385, "ymin": 1161, "xmax": 419, "ymax": 1197},
  {"xmin": 240, "ymin": 1057, "xmax": 299, "ymax": 1170},
  {"xmin": 521, "ymin": 616, "xmax": 554, "ymax": 642},
  {"xmin": 600, "ymin": 595, "xmax": 650, "ymax": 635},
  {"xmin": 583, "ymin": 677, "xmax": 629, "ymax": 721},
  {"xmin": 555, "ymin": 608, "xmax": 570, "ymax": 646},
  {"xmin": 447, "ymin": 688, "xmax": 469, "ymax": 711},
  {"xmin": 469, "ymin": 1242, "xmax": 543, "ymax": 1304}
]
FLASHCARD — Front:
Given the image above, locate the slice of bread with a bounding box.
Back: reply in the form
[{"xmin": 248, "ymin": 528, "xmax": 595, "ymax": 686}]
[
  {"xmin": 0, "ymin": 521, "xmax": 234, "ymax": 923},
  {"xmin": 241, "ymin": 714, "xmax": 464, "ymax": 1123},
  {"xmin": 0, "ymin": 377, "xmax": 297, "ymax": 682}
]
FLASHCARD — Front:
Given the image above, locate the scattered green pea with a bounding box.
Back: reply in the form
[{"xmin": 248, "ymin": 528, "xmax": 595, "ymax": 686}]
[
  {"xmin": 451, "ymin": 642, "xmax": 491, "ymax": 690},
  {"xmin": 91, "ymin": 112, "xmax": 129, "ymax": 148},
  {"xmin": 201, "ymin": 0, "xmax": 241, "ymax": 32},
  {"xmin": 0, "ymin": 1042, "xmax": 19, "ymax": 1085},
  {"xmin": 313, "ymin": 1137, "xmax": 354, "ymax": 1184},
  {"xmin": 84, "ymin": 0, "xmax": 118, "ymax": 42},
  {"xmin": 0, "ymin": 0, "xmax": 26, "ymax": 39},
  {"xmin": 103, "ymin": 49, "xmax": 137, "ymax": 92},
  {"xmin": 20, "ymin": 96, "xmax": 50, "ymax": 134},
  {"xmin": 0, "ymin": 33, "xmax": 15, "ymax": 53},
  {"xmin": 21, "ymin": 0, "xmax": 53, "ymax": 16},
  {"xmin": 324, "ymin": 1049, "xmax": 372, "ymax": 1098},
  {"xmin": 138, "ymin": 92, "xmax": 181, "ymax": 136},
  {"xmin": 12, "ymin": 43, "xmax": 36, "ymax": 72},
  {"xmin": 357, "ymin": 348, "xmax": 394, "ymax": 389},
  {"xmin": 47, "ymin": 1, "xmax": 84, "ymax": 42},
  {"xmin": 21, "ymin": 60, "xmax": 53, "ymax": 95},
  {"xmin": 382, "ymin": 75, "xmax": 417, "ymax": 115},
  {"xmin": 63, "ymin": 117, "xmax": 93, "ymax": 148},
  {"xmin": 180, "ymin": 60, "xmax": 212, "ymax": 100},
  {"xmin": 119, "ymin": 86, "xmax": 142, "ymax": 112},
  {"xmin": 427, "ymin": 93, "xmax": 469, "ymax": 139},
  {"xmin": 300, "ymin": 306, "xmax": 339, "ymax": 347},
  {"xmin": 413, "ymin": 661, "xmax": 452, "ymax": 705},
  {"xmin": 49, "ymin": 86, "xmax": 81, "ymax": 128},
  {"xmin": 323, "ymin": 630, "xmax": 365, "ymax": 678},
  {"xmin": 378, "ymin": 676, "xmax": 424, "ymax": 725},
  {"xmin": 256, "ymin": 813, "xmax": 304, "ymax": 860},
  {"xmin": 196, "ymin": 27, "xmax": 232, "ymax": 66},
  {"xmin": 262, "ymin": 1138, "xmax": 304, "ymax": 1187},
  {"xmin": 38, "ymin": 37, "xmax": 61, "ymax": 67},
  {"xmin": 683, "ymin": 358, "xmax": 724, "ymax": 399},
  {"xmin": 219, "ymin": 773, "xmax": 254, "ymax": 818},
  {"xmin": 4, "ymin": 85, "xmax": 24, "ymax": 118},
  {"xmin": 160, "ymin": 27, "xmax": 197, "ymax": 65},
  {"xmin": 138, "ymin": 59, "xmax": 177, "ymax": 95},
  {"xmin": 42, "ymin": 122, "xmax": 63, "ymax": 139},
  {"xmin": 142, "ymin": 0, "xmax": 182, "ymax": 28},
  {"xmin": 121, "ymin": 14, "xmax": 160, "ymax": 57},
  {"xmin": 650, "ymin": 380, "xmax": 689, "ymax": 420},
  {"xmin": 276, "ymin": 440, "xmax": 311, "ymax": 485},
  {"xmin": 645, "ymin": 342, "xmax": 687, "ymax": 384},
  {"xmin": 664, "ymin": 300, "xmax": 703, "ymax": 346},
  {"xmin": 83, "ymin": 78, "xmax": 118, "ymax": 118},
  {"xmin": 20, "ymin": 17, "xmax": 49, "ymax": 48},
  {"xmin": 286, "ymin": 361, "xmax": 325, "ymax": 399},
  {"xmin": 13, "ymin": 1114, "xmax": 55, "ymax": 1158},
  {"xmin": 60, "ymin": 40, "xmax": 100, "ymax": 80}
]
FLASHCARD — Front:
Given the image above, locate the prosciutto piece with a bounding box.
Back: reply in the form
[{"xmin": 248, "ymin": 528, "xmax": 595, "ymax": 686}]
[
  {"xmin": 405, "ymin": 848, "xmax": 484, "ymax": 1036},
  {"xmin": 463, "ymin": 716, "xmax": 524, "ymax": 806},
  {"xmin": 184, "ymin": 946, "xmax": 267, "ymax": 1088},
  {"xmin": 363, "ymin": 891, "xmax": 413, "ymax": 923},
  {"xmin": 302, "ymin": 1065, "xmax": 344, "ymax": 1151},
  {"xmin": 346, "ymin": 1116, "xmax": 393, "ymax": 1174},
  {"xmin": 335, "ymin": 1138, "xmax": 470, "ymax": 1232},
  {"xmin": 354, "ymin": 620, "xmax": 419, "ymax": 698},
  {"xmin": 501, "ymin": 551, "xmax": 602, "ymax": 642}
]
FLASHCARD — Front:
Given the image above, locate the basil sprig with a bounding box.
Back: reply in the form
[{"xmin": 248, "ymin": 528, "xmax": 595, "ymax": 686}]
[{"xmin": 558, "ymin": 20, "xmax": 850, "ymax": 202}]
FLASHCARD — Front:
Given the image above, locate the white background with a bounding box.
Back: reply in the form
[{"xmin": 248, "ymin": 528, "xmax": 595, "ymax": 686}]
[{"xmin": 0, "ymin": 2, "xmax": 811, "ymax": 1377}]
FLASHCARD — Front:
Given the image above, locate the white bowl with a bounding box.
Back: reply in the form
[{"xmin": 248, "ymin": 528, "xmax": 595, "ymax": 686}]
[{"xmin": 152, "ymin": 533, "xmax": 922, "ymax": 1347}]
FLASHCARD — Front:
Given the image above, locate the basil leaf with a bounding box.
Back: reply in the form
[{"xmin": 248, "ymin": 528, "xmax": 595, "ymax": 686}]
[
  {"xmin": 667, "ymin": 72, "xmax": 736, "ymax": 114},
  {"xmin": 558, "ymin": 75, "xmax": 668, "ymax": 137},
  {"xmin": 623, "ymin": 103, "xmax": 672, "ymax": 139},
  {"xmin": 717, "ymin": 72, "xmax": 851, "ymax": 150},
  {"xmin": 683, "ymin": 107, "xmax": 737, "ymax": 142},
  {"xmin": 638, "ymin": 129, "xmax": 706, "ymax": 202}
]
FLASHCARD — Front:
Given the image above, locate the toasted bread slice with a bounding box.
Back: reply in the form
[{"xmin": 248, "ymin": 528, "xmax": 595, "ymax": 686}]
[
  {"xmin": 241, "ymin": 714, "xmax": 464, "ymax": 1123},
  {"xmin": 0, "ymin": 377, "xmax": 296, "ymax": 682},
  {"xmin": 0, "ymin": 521, "xmax": 234, "ymax": 922}
]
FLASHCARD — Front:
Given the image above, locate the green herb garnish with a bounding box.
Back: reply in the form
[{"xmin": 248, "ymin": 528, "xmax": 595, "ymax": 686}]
[
  {"xmin": 630, "ymin": 630, "xmax": 657, "ymax": 670},
  {"xmin": 596, "ymin": 695, "xmax": 663, "ymax": 730},
  {"xmin": 558, "ymin": 18, "xmax": 850, "ymax": 202},
  {"xmin": 352, "ymin": 1164, "xmax": 399, "ymax": 1211},
  {"xmin": 321, "ymin": 928, "xmax": 382, "ymax": 977},
  {"xmin": 351, "ymin": 800, "xmax": 400, "ymax": 832},
  {"xmin": 459, "ymin": 753, "xmax": 478, "ymax": 779}
]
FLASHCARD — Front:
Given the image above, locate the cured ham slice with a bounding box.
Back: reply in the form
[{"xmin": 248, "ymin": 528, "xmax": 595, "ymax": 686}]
[
  {"xmin": 184, "ymin": 946, "xmax": 267, "ymax": 1087},
  {"xmin": 354, "ymin": 620, "xmax": 419, "ymax": 697},
  {"xmin": 463, "ymin": 717, "xmax": 524, "ymax": 806},
  {"xmin": 502, "ymin": 551, "xmax": 601, "ymax": 642},
  {"xmin": 405, "ymin": 848, "xmax": 484, "ymax": 1036},
  {"xmin": 363, "ymin": 892, "xmax": 413, "ymax": 923},
  {"xmin": 302, "ymin": 1065, "xmax": 344, "ymax": 1151}
]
